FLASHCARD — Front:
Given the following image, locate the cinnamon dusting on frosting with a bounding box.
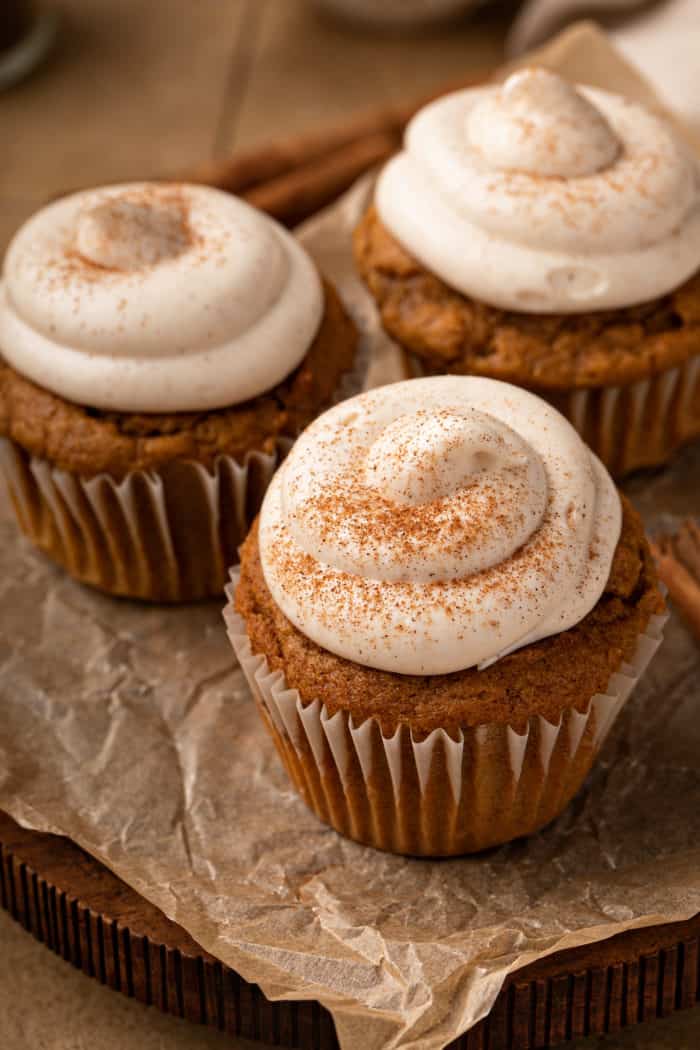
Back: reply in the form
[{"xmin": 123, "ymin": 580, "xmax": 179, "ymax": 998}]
[
  {"xmin": 74, "ymin": 186, "xmax": 193, "ymax": 273},
  {"xmin": 237, "ymin": 496, "xmax": 664, "ymax": 737},
  {"xmin": 258, "ymin": 376, "xmax": 621, "ymax": 675},
  {"xmin": 376, "ymin": 69, "xmax": 700, "ymax": 312},
  {"xmin": 0, "ymin": 182, "xmax": 324, "ymax": 412}
]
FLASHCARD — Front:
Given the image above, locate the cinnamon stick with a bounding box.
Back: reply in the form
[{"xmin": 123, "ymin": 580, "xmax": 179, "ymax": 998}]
[
  {"xmin": 187, "ymin": 109, "xmax": 405, "ymax": 195},
  {"xmin": 242, "ymin": 129, "xmax": 400, "ymax": 226},
  {"xmin": 674, "ymin": 518, "xmax": 700, "ymax": 580},
  {"xmin": 651, "ymin": 522, "xmax": 700, "ymax": 643},
  {"xmin": 183, "ymin": 71, "xmax": 486, "ymax": 199},
  {"xmin": 55, "ymin": 74, "xmax": 489, "ymax": 225}
]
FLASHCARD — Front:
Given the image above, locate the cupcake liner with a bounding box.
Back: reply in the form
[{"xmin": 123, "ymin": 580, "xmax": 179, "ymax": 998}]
[
  {"xmin": 548, "ymin": 354, "xmax": 700, "ymax": 477},
  {"xmin": 0, "ymin": 313, "xmax": 364, "ymax": 602},
  {"xmin": 0, "ymin": 438, "xmax": 288, "ymax": 601},
  {"xmin": 224, "ymin": 571, "xmax": 666, "ymax": 856},
  {"xmin": 407, "ymin": 351, "xmax": 700, "ymax": 478}
]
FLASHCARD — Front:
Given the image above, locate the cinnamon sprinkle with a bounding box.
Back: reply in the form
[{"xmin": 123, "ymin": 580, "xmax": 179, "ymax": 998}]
[
  {"xmin": 651, "ymin": 519, "xmax": 700, "ymax": 643},
  {"xmin": 268, "ymin": 404, "xmax": 579, "ymax": 659}
]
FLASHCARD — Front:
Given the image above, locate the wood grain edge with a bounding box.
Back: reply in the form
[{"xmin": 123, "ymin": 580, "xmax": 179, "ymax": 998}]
[
  {"xmin": 1, "ymin": 812, "xmax": 698, "ymax": 1050},
  {"xmin": 0, "ymin": 811, "xmax": 336, "ymax": 1048}
]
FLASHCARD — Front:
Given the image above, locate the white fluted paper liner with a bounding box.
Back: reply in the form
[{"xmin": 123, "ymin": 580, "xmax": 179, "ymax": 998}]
[
  {"xmin": 224, "ymin": 568, "xmax": 667, "ymax": 855},
  {"xmin": 550, "ymin": 354, "xmax": 700, "ymax": 476},
  {"xmin": 0, "ymin": 297, "xmax": 364, "ymax": 601},
  {"xmin": 0, "ymin": 437, "xmax": 287, "ymax": 601}
]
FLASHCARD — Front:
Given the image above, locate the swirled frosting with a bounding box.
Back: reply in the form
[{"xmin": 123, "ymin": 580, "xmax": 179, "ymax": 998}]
[
  {"xmin": 258, "ymin": 375, "xmax": 621, "ymax": 675},
  {"xmin": 376, "ymin": 68, "xmax": 700, "ymax": 313},
  {"xmin": 0, "ymin": 183, "xmax": 323, "ymax": 412}
]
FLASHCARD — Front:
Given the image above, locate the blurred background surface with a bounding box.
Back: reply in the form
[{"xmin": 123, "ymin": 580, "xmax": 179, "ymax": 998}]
[
  {"xmin": 1, "ymin": 2, "xmax": 699, "ymax": 1048},
  {"xmin": 4, "ymin": 0, "xmax": 698, "ymax": 255},
  {"xmin": 0, "ymin": 0, "xmax": 512, "ymax": 255}
]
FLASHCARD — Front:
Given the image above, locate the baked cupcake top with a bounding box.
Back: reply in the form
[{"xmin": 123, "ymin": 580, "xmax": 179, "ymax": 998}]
[
  {"xmin": 258, "ymin": 375, "xmax": 621, "ymax": 675},
  {"xmin": 0, "ymin": 182, "xmax": 323, "ymax": 412},
  {"xmin": 376, "ymin": 68, "xmax": 700, "ymax": 313}
]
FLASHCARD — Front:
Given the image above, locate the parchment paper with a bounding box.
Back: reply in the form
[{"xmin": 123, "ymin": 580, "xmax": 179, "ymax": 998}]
[{"xmin": 1, "ymin": 25, "xmax": 699, "ymax": 1050}]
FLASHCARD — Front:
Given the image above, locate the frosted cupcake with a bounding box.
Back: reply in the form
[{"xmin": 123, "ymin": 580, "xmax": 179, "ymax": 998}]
[
  {"xmin": 0, "ymin": 182, "xmax": 357, "ymax": 600},
  {"xmin": 355, "ymin": 68, "xmax": 700, "ymax": 477},
  {"xmin": 227, "ymin": 376, "xmax": 665, "ymax": 856}
]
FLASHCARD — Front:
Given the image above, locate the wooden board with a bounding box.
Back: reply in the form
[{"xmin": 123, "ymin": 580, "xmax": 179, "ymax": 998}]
[{"xmin": 0, "ymin": 811, "xmax": 698, "ymax": 1049}]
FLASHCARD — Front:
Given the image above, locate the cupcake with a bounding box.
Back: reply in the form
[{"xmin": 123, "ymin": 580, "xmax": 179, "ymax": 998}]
[
  {"xmin": 0, "ymin": 182, "xmax": 357, "ymax": 601},
  {"xmin": 354, "ymin": 68, "xmax": 700, "ymax": 477},
  {"xmin": 226, "ymin": 375, "xmax": 666, "ymax": 856}
]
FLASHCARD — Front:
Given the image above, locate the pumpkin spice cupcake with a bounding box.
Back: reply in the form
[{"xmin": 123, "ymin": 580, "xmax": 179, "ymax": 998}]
[
  {"xmin": 226, "ymin": 376, "xmax": 666, "ymax": 856},
  {"xmin": 354, "ymin": 68, "xmax": 700, "ymax": 477},
  {"xmin": 0, "ymin": 182, "xmax": 357, "ymax": 600}
]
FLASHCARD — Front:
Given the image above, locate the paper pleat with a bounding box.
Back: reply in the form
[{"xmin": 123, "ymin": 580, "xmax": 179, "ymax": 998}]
[
  {"xmin": 224, "ymin": 571, "xmax": 666, "ymax": 857},
  {"xmin": 550, "ymin": 354, "xmax": 700, "ymax": 477},
  {"xmin": 0, "ymin": 274, "xmax": 365, "ymax": 602},
  {"xmin": 0, "ymin": 438, "xmax": 287, "ymax": 601}
]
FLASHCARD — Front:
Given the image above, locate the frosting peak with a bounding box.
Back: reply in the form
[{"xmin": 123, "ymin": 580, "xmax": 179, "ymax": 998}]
[
  {"xmin": 259, "ymin": 376, "xmax": 621, "ymax": 675},
  {"xmin": 364, "ymin": 409, "xmax": 533, "ymax": 510},
  {"xmin": 468, "ymin": 69, "xmax": 620, "ymax": 178},
  {"xmin": 0, "ymin": 183, "xmax": 323, "ymax": 412},
  {"xmin": 75, "ymin": 190, "xmax": 190, "ymax": 271},
  {"xmin": 376, "ymin": 70, "xmax": 700, "ymax": 312}
]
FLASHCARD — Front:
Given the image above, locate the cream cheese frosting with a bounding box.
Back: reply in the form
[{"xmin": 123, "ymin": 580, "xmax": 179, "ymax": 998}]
[
  {"xmin": 0, "ymin": 183, "xmax": 323, "ymax": 412},
  {"xmin": 258, "ymin": 375, "xmax": 622, "ymax": 675},
  {"xmin": 376, "ymin": 68, "xmax": 700, "ymax": 313}
]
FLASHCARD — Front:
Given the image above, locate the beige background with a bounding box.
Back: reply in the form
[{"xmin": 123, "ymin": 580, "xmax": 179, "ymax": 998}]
[
  {"xmin": 1, "ymin": 1, "xmax": 698, "ymax": 1047},
  {"xmin": 0, "ymin": 0, "xmax": 507, "ymax": 255}
]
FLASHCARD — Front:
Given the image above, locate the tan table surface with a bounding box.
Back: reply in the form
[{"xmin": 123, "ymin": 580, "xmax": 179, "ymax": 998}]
[
  {"xmin": 0, "ymin": 2, "xmax": 698, "ymax": 1048},
  {"xmin": 0, "ymin": 0, "xmax": 507, "ymax": 255}
]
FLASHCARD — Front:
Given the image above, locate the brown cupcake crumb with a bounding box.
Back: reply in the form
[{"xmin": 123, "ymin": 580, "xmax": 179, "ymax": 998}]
[
  {"xmin": 0, "ymin": 279, "xmax": 357, "ymax": 479},
  {"xmin": 236, "ymin": 494, "xmax": 665, "ymax": 738},
  {"xmin": 354, "ymin": 206, "xmax": 700, "ymax": 390}
]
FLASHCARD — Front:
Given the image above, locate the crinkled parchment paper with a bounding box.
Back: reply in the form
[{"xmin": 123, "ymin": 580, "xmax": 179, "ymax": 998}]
[{"xmin": 1, "ymin": 25, "xmax": 699, "ymax": 1050}]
